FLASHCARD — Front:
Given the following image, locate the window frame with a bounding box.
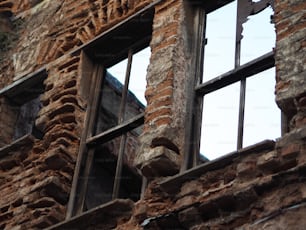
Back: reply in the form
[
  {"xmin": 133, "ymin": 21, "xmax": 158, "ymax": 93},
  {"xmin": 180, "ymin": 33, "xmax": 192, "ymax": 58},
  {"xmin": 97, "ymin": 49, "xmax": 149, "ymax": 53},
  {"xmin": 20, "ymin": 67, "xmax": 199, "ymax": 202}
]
[
  {"xmin": 66, "ymin": 4, "xmax": 156, "ymax": 219},
  {"xmin": 183, "ymin": 0, "xmax": 284, "ymax": 170}
]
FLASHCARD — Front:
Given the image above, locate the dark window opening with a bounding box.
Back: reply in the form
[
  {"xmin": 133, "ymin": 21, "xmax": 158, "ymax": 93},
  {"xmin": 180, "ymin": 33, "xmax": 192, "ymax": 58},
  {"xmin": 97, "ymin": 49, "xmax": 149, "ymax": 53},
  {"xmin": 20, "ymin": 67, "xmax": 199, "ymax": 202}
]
[
  {"xmin": 85, "ymin": 140, "xmax": 142, "ymax": 210},
  {"xmin": 0, "ymin": 68, "xmax": 47, "ymax": 145},
  {"xmin": 13, "ymin": 96, "xmax": 42, "ymax": 140}
]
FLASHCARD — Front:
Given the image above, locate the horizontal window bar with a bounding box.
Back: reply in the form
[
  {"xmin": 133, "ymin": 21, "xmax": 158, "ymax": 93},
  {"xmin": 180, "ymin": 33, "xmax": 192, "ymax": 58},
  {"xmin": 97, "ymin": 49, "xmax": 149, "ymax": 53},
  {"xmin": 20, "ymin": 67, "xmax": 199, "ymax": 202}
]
[
  {"xmin": 195, "ymin": 51, "xmax": 274, "ymax": 96},
  {"xmin": 86, "ymin": 112, "xmax": 144, "ymax": 146}
]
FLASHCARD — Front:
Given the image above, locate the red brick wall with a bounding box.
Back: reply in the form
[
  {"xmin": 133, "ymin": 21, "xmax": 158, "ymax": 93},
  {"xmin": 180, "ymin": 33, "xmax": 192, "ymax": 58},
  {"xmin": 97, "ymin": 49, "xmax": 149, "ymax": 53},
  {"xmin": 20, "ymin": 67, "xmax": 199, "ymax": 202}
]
[
  {"xmin": 0, "ymin": 0, "xmax": 305, "ymax": 229},
  {"xmin": 0, "ymin": 0, "xmax": 153, "ymax": 229},
  {"xmin": 135, "ymin": 0, "xmax": 190, "ymax": 178},
  {"xmin": 275, "ymin": 0, "xmax": 306, "ymax": 130}
]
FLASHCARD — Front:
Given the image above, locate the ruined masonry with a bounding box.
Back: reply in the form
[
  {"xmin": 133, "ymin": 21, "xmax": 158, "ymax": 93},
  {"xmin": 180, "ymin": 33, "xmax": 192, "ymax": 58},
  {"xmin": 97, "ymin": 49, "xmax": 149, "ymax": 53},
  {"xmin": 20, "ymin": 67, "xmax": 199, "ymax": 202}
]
[{"xmin": 0, "ymin": 0, "xmax": 305, "ymax": 229}]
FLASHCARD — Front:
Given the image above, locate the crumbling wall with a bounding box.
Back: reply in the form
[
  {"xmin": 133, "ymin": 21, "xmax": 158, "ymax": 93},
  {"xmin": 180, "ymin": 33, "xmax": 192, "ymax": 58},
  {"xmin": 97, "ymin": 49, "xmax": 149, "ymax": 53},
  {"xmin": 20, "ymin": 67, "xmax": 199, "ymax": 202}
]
[
  {"xmin": 0, "ymin": 0, "xmax": 152, "ymax": 229},
  {"xmin": 274, "ymin": 0, "xmax": 306, "ymax": 130},
  {"xmin": 135, "ymin": 0, "xmax": 191, "ymax": 178},
  {"xmin": 129, "ymin": 140, "xmax": 306, "ymax": 229},
  {"xmin": 0, "ymin": 0, "xmax": 305, "ymax": 229},
  {"xmin": 128, "ymin": 0, "xmax": 306, "ymax": 229}
]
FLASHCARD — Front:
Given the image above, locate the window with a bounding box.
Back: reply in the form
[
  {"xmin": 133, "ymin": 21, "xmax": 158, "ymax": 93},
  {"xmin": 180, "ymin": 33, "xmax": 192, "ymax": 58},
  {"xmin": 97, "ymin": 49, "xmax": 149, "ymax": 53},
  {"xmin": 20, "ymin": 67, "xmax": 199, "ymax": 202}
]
[
  {"xmin": 185, "ymin": 0, "xmax": 281, "ymax": 167},
  {"xmin": 66, "ymin": 6, "xmax": 154, "ymax": 218},
  {"xmin": 0, "ymin": 68, "xmax": 47, "ymax": 146}
]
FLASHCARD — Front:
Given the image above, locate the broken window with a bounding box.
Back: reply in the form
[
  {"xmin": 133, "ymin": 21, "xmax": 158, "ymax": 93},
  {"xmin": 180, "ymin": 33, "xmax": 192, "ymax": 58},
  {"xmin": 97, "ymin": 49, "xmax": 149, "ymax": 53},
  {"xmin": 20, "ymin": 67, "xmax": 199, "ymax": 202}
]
[
  {"xmin": 186, "ymin": 0, "xmax": 281, "ymax": 166},
  {"xmin": 66, "ymin": 6, "xmax": 153, "ymax": 218},
  {"xmin": 0, "ymin": 68, "xmax": 47, "ymax": 146}
]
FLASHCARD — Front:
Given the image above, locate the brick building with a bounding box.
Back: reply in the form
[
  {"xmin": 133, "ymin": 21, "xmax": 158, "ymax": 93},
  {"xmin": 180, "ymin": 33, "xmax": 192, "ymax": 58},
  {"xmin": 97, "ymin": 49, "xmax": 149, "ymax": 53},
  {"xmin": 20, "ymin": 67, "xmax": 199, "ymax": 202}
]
[{"xmin": 0, "ymin": 0, "xmax": 305, "ymax": 229}]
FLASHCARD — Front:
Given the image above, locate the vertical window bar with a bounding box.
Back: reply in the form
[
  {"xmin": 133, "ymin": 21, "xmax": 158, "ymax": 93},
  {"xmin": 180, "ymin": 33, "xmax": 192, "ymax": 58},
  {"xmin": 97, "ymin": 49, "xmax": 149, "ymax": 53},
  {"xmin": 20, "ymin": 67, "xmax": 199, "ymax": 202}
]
[
  {"xmin": 236, "ymin": 0, "xmax": 246, "ymax": 150},
  {"xmin": 78, "ymin": 148, "xmax": 95, "ymax": 213},
  {"xmin": 237, "ymin": 79, "xmax": 246, "ymax": 149},
  {"xmin": 117, "ymin": 49, "xmax": 133, "ymax": 124},
  {"xmin": 112, "ymin": 49, "xmax": 133, "ymax": 199}
]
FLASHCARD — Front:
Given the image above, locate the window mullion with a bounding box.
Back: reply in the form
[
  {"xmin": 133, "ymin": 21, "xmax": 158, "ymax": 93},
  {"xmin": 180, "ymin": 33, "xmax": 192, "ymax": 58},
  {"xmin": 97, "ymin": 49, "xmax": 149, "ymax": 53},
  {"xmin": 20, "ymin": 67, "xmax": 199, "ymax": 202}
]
[
  {"xmin": 236, "ymin": 0, "xmax": 245, "ymax": 150},
  {"xmin": 237, "ymin": 78, "xmax": 246, "ymax": 149},
  {"xmin": 112, "ymin": 134, "xmax": 128, "ymax": 199},
  {"xmin": 112, "ymin": 49, "xmax": 133, "ymax": 199},
  {"xmin": 77, "ymin": 148, "xmax": 95, "ymax": 212},
  {"xmin": 118, "ymin": 49, "xmax": 133, "ymax": 123}
]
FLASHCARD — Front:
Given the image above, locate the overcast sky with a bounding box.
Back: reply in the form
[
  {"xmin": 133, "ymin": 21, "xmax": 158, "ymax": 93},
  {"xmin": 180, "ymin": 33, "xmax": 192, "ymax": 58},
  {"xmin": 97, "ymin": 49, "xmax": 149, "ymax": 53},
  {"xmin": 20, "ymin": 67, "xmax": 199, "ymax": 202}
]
[{"xmin": 108, "ymin": 1, "xmax": 280, "ymax": 160}]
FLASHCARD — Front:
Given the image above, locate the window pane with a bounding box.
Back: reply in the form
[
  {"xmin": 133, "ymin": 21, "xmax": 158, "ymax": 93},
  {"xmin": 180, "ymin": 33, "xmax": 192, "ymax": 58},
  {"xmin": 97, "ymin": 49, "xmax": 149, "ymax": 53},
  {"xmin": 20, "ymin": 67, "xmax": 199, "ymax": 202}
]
[
  {"xmin": 200, "ymin": 82, "xmax": 240, "ymax": 160},
  {"xmin": 95, "ymin": 47, "xmax": 149, "ymax": 134},
  {"xmin": 243, "ymin": 68, "xmax": 280, "ymax": 146},
  {"xmin": 85, "ymin": 126, "xmax": 143, "ymax": 210},
  {"xmin": 241, "ymin": 6, "xmax": 275, "ymax": 64},
  {"xmin": 129, "ymin": 47, "xmax": 150, "ymax": 106},
  {"xmin": 203, "ymin": 1, "xmax": 237, "ymax": 82},
  {"xmin": 108, "ymin": 59, "xmax": 127, "ymax": 85}
]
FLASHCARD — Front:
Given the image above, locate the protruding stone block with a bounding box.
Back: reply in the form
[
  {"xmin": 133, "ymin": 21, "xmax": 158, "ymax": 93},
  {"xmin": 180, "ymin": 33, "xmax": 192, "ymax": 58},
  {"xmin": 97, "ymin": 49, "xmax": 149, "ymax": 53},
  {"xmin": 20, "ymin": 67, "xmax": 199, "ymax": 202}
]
[{"xmin": 135, "ymin": 146, "xmax": 180, "ymax": 178}]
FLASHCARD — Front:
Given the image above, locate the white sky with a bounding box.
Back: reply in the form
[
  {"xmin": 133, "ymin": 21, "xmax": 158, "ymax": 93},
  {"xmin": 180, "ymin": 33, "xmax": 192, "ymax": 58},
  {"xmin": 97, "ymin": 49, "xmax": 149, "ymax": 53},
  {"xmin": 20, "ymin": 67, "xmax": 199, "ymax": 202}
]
[{"xmin": 108, "ymin": 1, "xmax": 280, "ymax": 160}]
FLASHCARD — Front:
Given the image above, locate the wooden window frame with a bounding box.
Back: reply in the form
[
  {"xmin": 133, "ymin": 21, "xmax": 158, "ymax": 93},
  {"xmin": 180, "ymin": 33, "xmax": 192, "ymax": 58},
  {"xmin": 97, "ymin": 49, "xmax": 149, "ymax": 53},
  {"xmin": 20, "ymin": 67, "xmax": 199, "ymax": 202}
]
[
  {"xmin": 183, "ymin": 0, "xmax": 282, "ymax": 170},
  {"xmin": 66, "ymin": 3, "xmax": 157, "ymax": 219}
]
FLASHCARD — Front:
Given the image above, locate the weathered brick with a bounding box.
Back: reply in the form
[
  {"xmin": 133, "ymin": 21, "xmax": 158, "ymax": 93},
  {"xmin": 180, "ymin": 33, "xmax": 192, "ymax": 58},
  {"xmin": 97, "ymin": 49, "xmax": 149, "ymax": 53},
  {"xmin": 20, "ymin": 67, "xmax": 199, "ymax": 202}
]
[
  {"xmin": 281, "ymin": 143, "xmax": 300, "ymax": 159},
  {"xmin": 257, "ymin": 151, "xmax": 281, "ymax": 173},
  {"xmin": 237, "ymin": 156, "xmax": 258, "ymax": 180},
  {"xmin": 179, "ymin": 180, "xmax": 202, "ymax": 197},
  {"xmin": 178, "ymin": 207, "xmax": 202, "ymax": 229}
]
